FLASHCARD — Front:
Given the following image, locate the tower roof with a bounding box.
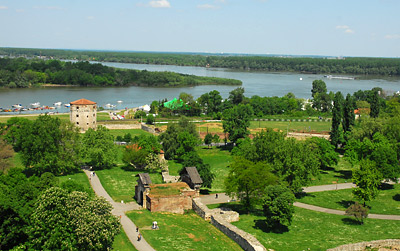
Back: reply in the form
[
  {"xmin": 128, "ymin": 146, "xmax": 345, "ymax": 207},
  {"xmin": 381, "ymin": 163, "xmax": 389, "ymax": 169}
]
[{"xmin": 70, "ymin": 99, "xmax": 96, "ymax": 105}]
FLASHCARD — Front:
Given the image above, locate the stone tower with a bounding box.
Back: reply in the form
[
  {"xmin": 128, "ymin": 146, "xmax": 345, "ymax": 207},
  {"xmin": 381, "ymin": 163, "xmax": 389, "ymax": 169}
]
[{"xmin": 70, "ymin": 98, "xmax": 97, "ymax": 131}]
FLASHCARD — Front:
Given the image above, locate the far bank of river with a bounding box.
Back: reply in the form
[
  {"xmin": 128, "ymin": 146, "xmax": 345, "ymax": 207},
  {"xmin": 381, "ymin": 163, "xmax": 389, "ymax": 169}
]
[{"xmin": 0, "ymin": 62, "xmax": 399, "ymax": 113}]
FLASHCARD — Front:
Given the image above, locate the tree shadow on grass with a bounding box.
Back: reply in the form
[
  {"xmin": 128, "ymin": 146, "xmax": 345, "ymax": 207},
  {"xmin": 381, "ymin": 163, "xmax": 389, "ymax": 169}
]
[
  {"xmin": 393, "ymin": 194, "xmax": 400, "ymax": 201},
  {"xmin": 334, "ymin": 170, "xmax": 352, "ymax": 180},
  {"xmin": 253, "ymin": 220, "xmax": 289, "ymax": 233},
  {"xmin": 336, "ymin": 200, "xmax": 355, "ymax": 209},
  {"xmin": 295, "ymin": 192, "xmax": 316, "ymax": 199},
  {"xmin": 379, "ymin": 183, "xmax": 394, "ymax": 190},
  {"xmin": 341, "ymin": 217, "xmax": 362, "ymax": 225},
  {"xmin": 216, "ymin": 144, "xmax": 234, "ymax": 152}
]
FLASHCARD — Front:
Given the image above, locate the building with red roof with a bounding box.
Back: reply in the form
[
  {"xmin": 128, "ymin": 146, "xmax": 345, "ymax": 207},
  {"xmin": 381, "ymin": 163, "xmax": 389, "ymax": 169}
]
[{"xmin": 70, "ymin": 98, "xmax": 97, "ymax": 131}]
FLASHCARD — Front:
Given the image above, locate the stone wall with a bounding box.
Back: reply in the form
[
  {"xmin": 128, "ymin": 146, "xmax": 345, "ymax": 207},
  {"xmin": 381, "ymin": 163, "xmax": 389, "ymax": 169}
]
[
  {"xmin": 211, "ymin": 214, "xmax": 267, "ymax": 251},
  {"xmin": 148, "ymin": 190, "xmax": 196, "ymax": 214},
  {"xmin": 192, "ymin": 198, "xmax": 266, "ymax": 251},
  {"xmin": 327, "ymin": 239, "xmax": 400, "ymax": 251},
  {"xmin": 101, "ymin": 124, "xmax": 141, "ymax": 130},
  {"xmin": 141, "ymin": 124, "xmax": 155, "ymax": 134}
]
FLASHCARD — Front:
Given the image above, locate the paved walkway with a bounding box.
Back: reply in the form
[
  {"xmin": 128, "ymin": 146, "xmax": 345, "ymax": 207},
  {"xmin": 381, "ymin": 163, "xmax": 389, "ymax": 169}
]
[
  {"xmin": 84, "ymin": 170, "xmax": 156, "ymax": 251},
  {"xmin": 200, "ymin": 183, "xmax": 400, "ymax": 221}
]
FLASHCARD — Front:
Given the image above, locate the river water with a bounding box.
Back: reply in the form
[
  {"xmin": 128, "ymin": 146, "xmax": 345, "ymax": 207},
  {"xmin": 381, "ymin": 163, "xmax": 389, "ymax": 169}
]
[{"xmin": 0, "ymin": 62, "xmax": 399, "ymax": 113}]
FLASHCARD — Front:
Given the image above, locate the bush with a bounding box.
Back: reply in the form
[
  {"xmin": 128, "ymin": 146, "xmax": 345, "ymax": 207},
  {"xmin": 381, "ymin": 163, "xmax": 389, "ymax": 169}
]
[{"xmin": 345, "ymin": 202, "xmax": 368, "ymax": 224}]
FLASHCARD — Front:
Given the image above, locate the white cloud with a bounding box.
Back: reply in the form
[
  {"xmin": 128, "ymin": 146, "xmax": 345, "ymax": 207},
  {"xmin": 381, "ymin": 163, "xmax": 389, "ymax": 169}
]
[
  {"xmin": 385, "ymin": 34, "xmax": 400, "ymax": 39},
  {"xmin": 0, "ymin": 6, "xmax": 8, "ymax": 10},
  {"xmin": 197, "ymin": 4, "xmax": 218, "ymax": 10},
  {"xmin": 336, "ymin": 25, "xmax": 354, "ymax": 34},
  {"xmin": 149, "ymin": 0, "xmax": 170, "ymax": 8}
]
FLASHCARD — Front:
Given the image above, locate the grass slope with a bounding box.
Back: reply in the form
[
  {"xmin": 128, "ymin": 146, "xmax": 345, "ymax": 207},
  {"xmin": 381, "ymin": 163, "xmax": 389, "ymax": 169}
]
[
  {"xmin": 96, "ymin": 166, "xmax": 163, "ymax": 202},
  {"xmin": 127, "ymin": 210, "xmax": 242, "ymax": 251},
  {"xmin": 113, "ymin": 228, "xmax": 137, "ymax": 251},
  {"xmin": 58, "ymin": 171, "xmax": 94, "ymax": 197},
  {"xmin": 297, "ymin": 184, "xmax": 400, "ymax": 215},
  {"xmin": 309, "ymin": 158, "xmax": 353, "ymax": 186},
  {"xmin": 210, "ymin": 203, "xmax": 400, "ymax": 251}
]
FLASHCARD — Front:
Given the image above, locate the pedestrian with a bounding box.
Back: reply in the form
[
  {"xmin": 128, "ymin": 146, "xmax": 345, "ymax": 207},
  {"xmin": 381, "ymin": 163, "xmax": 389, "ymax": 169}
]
[
  {"xmin": 93, "ymin": 171, "xmax": 95, "ymax": 177},
  {"xmin": 215, "ymin": 193, "xmax": 218, "ymax": 199},
  {"xmin": 137, "ymin": 233, "xmax": 142, "ymax": 241},
  {"xmin": 136, "ymin": 227, "xmax": 139, "ymax": 232}
]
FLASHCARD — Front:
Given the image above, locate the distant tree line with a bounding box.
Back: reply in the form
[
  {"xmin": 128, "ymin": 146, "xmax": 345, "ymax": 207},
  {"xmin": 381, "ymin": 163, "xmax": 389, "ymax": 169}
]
[
  {"xmin": 0, "ymin": 57, "xmax": 241, "ymax": 88},
  {"xmin": 2, "ymin": 47, "xmax": 400, "ymax": 76}
]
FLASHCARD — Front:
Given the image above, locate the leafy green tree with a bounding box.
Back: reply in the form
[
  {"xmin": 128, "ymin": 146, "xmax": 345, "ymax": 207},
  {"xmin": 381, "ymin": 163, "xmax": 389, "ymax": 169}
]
[
  {"xmin": 225, "ymin": 157, "xmax": 277, "ymax": 210},
  {"xmin": 352, "ymin": 160, "xmax": 382, "ymax": 206},
  {"xmin": 198, "ymin": 90, "xmax": 222, "ymax": 115},
  {"xmin": 181, "ymin": 151, "xmax": 215, "ymax": 188},
  {"xmin": 26, "ymin": 187, "xmax": 120, "ymax": 250},
  {"xmin": 345, "ymin": 202, "xmax": 369, "ymax": 225},
  {"xmin": 262, "ymin": 185, "xmax": 295, "ymax": 229},
  {"xmin": 146, "ymin": 114, "xmax": 154, "ymax": 125},
  {"xmin": 369, "ymin": 89, "xmax": 380, "ymax": 118},
  {"xmin": 343, "ymin": 93, "xmax": 355, "ymax": 134},
  {"xmin": 222, "ymin": 104, "xmax": 253, "ymax": 144},
  {"xmin": 212, "ymin": 134, "xmax": 220, "ymax": 144},
  {"xmin": 145, "ymin": 153, "xmax": 168, "ymax": 171},
  {"xmin": 81, "ymin": 126, "xmax": 117, "ymax": 170},
  {"xmin": 311, "ymin": 80, "xmax": 329, "ymax": 111},
  {"xmin": 311, "ymin": 80, "xmax": 327, "ymax": 98},
  {"xmin": 229, "ymin": 87, "xmax": 245, "ymax": 105},
  {"xmin": 305, "ymin": 137, "xmax": 339, "ymax": 169},
  {"xmin": 330, "ymin": 91, "xmax": 344, "ymax": 148},
  {"xmin": 204, "ymin": 133, "xmax": 213, "ymax": 148},
  {"xmin": 122, "ymin": 145, "xmax": 149, "ymax": 170},
  {"xmin": 5, "ymin": 115, "xmax": 81, "ymax": 175}
]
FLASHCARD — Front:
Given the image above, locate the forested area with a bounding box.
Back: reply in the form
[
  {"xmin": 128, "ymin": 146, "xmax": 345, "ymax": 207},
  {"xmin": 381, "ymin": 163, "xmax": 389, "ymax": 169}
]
[
  {"xmin": 2, "ymin": 47, "xmax": 400, "ymax": 76},
  {"xmin": 0, "ymin": 57, "xmax": 241, "ymax": 88}
]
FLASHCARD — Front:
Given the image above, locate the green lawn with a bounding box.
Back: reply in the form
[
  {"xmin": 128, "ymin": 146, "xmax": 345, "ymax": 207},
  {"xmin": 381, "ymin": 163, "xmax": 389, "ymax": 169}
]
[
  {"xmin": 297, "ymin": 184, "xmax": 400, "ymax": 215},
  {"xmin": 249, "ymin": 120, "xmax": 331, "ymax": 133},
  {"xmin": 108, "ymin": 128, "xmax": 152, "ymax": 139},
  {"xmin": 113, "ymin": 228, "xmax": 137, "ymax": 251},
  {"xmin": 309, "ymin": 158, "xmax": 353, "ymax": 186},
  {"xmin": 126, "ymin": 210, "xmax": 242, "ymax": 251},
  {"xmin": 167, "ymin": 159, "xmax": 182, "ymax": 176},
  {"xmin": 58, "ymin": 171, "xmax": 94, "ymax": 196},
  {"xmin": 209, "ymin": 203, "xmax": 400, "ymax": 251},
  {"xmin": 197, "ymin": 146, "xmax": 232, "ymax": 192},
  {"xmin": 96, "ymin": 166, "xmax": 163, "ymax": 202}
]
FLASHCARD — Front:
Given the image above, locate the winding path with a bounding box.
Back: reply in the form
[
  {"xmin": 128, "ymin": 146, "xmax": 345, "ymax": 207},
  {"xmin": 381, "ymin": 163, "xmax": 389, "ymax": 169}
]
[
  {"xmin": 84, "ymin": 170, "xmax": 156, "ymax": 251},
  {"xmin": 201, "ymin": 183, "xmax": 400, "ymax": 221}
]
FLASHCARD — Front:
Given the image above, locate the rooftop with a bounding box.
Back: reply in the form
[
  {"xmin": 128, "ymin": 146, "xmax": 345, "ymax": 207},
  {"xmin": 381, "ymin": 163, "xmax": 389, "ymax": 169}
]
[
  {"xmin": 70, "ymin": 98, "xmax": 97, "ymax": 105},
  {"xmin": 148, "ymin": 182, "xmax": 190, "ymax": 198}
]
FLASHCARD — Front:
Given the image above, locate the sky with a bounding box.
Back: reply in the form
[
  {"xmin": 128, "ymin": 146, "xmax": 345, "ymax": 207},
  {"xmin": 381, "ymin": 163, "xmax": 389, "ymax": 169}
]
[{"xmin": 0, "ymin": 0, "xmax": 399, "ymax": 57}]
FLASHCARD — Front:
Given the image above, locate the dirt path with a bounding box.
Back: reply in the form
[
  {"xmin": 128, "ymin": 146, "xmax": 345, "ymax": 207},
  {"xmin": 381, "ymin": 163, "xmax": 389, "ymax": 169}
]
[{"xmin": 84, "ymin": 170, "xmax": 156, "ymax": 251}]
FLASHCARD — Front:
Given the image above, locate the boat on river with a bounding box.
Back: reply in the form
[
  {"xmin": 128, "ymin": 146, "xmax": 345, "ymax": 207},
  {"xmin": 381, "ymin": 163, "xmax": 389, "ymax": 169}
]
[
  {"xmin": 30, "ymin": 102, "xmax": 40, "ymax": 108},
  {"xmin": 324, "ymin": 75, "xmax": 355, "ymax": 80},
  {"xmin": 53, "ymin": 102, "xmax": 62, "ymax": 106}
]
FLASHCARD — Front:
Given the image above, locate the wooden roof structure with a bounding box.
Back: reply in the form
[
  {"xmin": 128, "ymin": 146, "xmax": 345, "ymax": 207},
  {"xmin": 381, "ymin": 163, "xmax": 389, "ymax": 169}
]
[
  {"xmin": 70, "ymin": 98, "xmax": 96, "ymax": 105},
  {"xmin": 182, "ymin": 167, "xmax": 203, "ymax": 184},
  {"xmin": 138, "ymin": 173, "xmax": 152, "ymax": 185}
]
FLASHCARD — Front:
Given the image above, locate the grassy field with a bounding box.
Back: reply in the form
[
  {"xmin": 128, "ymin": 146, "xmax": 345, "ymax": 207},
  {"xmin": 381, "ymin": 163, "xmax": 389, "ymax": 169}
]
[
  {"xmin": 249, "ymin": 120, "xmax": 331, "ymax": 133},
  {"xmin": 297, "ymin": 184, "xmax": 400, "ymax": 215},
  {"xmin": 209, "ymin": 203, "xmax": 400, "ymax": 251},
  {"xmin": 0, "ymin": 113, "xmax": 70, "ymax": 123},
  {"xmin": 197, "ymin": 146, "xmax": 232, "ymax": 193},
  {"xmin": 107, "ymin": 128, "xmax": 152, "ymax": 139},
  {"xmin": 57, "ymin": 171, "xmax": 94, "ymax": 196},
  {"xmin": 96, "ymin": 166, "xmax": 163, "ymax": 202},
  {"xmin": 113, "ymin": 228, "xmax": 137, "ymax": 251},
  {"xmin": 309, "ymin": 158, "xmax": 353, "ymax": 186},
  {"xmin": 126, "ymin": 210, "xmax": 242, "ymax": 251}
]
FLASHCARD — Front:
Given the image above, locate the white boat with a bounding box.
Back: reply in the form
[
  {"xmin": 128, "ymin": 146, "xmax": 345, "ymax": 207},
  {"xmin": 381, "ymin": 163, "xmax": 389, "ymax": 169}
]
[
  {"xmin": 105, "ymin": 103, "xmax": 116, "ymax": 108},
  {"xmin": 12, "ymin": 104, "xmax": 22, "ymax": 108},
  {"xmin": 53, "ymin": 102, "xmax": 62, "ymax": 106},
  {"xmin": 117, "ymin": 100, "xmax": 123, "ymax": 103},
  {"xmin": 64, "ymin": 103, "xmax": 71, "ymax": 108},
  {"xmin": 30, "ymin": 102, "xmax": 40, "ymax": 108}
]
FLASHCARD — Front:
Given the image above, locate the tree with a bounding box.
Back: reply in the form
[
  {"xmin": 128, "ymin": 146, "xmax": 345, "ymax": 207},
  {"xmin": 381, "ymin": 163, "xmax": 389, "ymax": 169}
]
[
  {"xmin": 222, "ymin": 104, "xmax": 253, "ymax": 144},
  {"xmin": 345, "ymin": 202, "xmax": 368, "ymax": 224},
  {"xmin": 262, "ymin": 185, "xmax": 295, "ymax": 230},
  {"xmin": 26, "ymin": 187, "xmax": 120, "ymax": 250},
  {"xmin": 352, "ymin": 160, "xmax": 382, "ymax": 206},
  {"xmin": 229, "ymin": 87, "xmax": 245, "ymax": 105},
  {"xmin": 198, "ymin": 90, "xmax": 222, "ymax": 115},
  {"xmin": 122, "ymin": 145, "xmax": 149, "ymax": 170},
  {"xmin": 212, "ymin": 134, "xmax": 220, "ymax": 144},
  {"xmin": 369, "ymin": 89, "xmax": 380, "ymax": 118},
  {"xmin": 145, "ymin": 153, "xmax": 168, "ymax": 171},
  {"xmin": 81, "ymin": 126, "xmax": 117, "ymax": 170},
  {"xmin": 311, "ymin": 80, "xmax": 328, "ymax": 111},
  {"xmin": 330, "ymin": 91, "xmax": 344, "ymax": 148},
  {"xmin": 305, "ymin": 137, "xmax": 339, "ymax": 169},
  {"xmin": 204, "ymin": 133, "xmax": 213, "ymax": 148},
  {"xmin": 146, "ymin": 114, "xmax": 154, "ymax": 125},
  {"xmin": 311, "ymin": 80, "xmax": 327, "ymax": 98},
  {"xmin": 225, "ymin": 157, "xmax": 277, "ymax": 210},
  {"xmin": 343, "ymin": 93, "xmax": 355, "ymax": 134},
  {"xmin": 5, "ymin": 115, "xmax": 81, "ymax": 175}
]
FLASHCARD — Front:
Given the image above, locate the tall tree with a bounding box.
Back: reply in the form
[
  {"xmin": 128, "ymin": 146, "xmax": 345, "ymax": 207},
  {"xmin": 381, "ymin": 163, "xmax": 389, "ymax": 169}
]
[
  {"xmin": 352, "ymin": 160, "xmax": 382, "ymax": 206},
  {"xmin": 222, "ymin": 104, "xmax": 253, "ymax": 144},
  {"xmin": 343, "ymin": 93, "xmax": 355, "ymax": 134},
  {"xmin": 311, "ymin": 80, "xmax": 328, "ymax": 111},
  {"xmin": 330, "ymin": 91, "xmax": 344, "ymax": 148},
  {"xmin": 229, "ymin": 87, "xmax": 245, "ymax": 105},
  {"xmin": 369, "ymin": 89, "xmax": 380, "ymax": 118}
]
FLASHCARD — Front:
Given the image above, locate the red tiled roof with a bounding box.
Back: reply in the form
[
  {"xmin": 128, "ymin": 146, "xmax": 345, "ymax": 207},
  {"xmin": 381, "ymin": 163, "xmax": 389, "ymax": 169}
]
[{"xmin": 70, "ymin": 99, "xmax": 96, "ymax": 105}]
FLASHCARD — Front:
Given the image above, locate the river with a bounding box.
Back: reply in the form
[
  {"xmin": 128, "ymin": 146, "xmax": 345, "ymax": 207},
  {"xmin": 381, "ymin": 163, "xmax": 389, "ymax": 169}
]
[{"xmin": 0, "ymin": 62, "xmax": 399, "ymax": 113}]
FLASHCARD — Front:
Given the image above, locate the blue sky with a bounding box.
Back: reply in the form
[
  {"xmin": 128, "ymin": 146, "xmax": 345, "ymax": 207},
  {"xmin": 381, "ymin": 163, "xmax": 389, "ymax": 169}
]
[{"xmin": 0, "ymin": 0, "xmax": 399, "ymax": 57}]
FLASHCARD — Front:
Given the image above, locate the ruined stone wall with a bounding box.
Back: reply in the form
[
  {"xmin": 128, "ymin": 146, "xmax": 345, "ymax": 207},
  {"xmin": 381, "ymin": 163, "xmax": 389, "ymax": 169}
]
[
  {"xmin": 148, "ymin": 190, "xmax": 196, "ymax": 214},
  {"xmin": 327, "ymin": 239, "xmax": 400, "ymax": 251},
  {"xmin": 141, "ymin": 124, "xmax": 155, "ymax": 134},
  {"xmin": 101, "ymin": 124, "xmax": 141, "ymax": 130},
  {"xmin": 192, "ymin": 198, "xmax": 266, "ymax": 251},
  {"xmin": 211, "ymin": 214, "xmax": 267, "ymax": 251}
]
